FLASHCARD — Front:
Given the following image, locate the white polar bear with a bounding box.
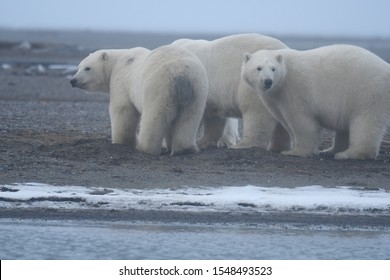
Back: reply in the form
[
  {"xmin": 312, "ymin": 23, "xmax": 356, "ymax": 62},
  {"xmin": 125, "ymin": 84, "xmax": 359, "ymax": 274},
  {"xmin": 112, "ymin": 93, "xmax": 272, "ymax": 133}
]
[
  {"xmin": 70, "ymin": 46, "xmax": 208, "ymax": 156},
  {"xmin": 172, "ymin": 34, "xmax": 291, "ymax": 152},
  {"xmin": 241, "ymin": 44, "xmax": 390, "ymax": 160}
]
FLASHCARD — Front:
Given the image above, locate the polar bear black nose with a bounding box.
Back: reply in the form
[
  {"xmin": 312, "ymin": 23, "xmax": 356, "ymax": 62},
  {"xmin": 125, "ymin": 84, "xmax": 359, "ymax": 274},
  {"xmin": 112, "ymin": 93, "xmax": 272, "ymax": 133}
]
[
  {"xmin": 70, "ymin": 78, "xmax": 77, "ymax": 87},
  {"xmin": 264, "ymin": 79, "xmax": 273, "ymax": 89}
]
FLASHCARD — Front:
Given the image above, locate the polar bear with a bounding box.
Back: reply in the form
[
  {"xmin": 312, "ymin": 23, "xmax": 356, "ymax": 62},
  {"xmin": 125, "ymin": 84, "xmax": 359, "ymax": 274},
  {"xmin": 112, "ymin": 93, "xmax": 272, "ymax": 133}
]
[
  {"xmin": 172, "ymin": 34, "xmax": 291, "ymax": 152},
  {"xmin": 241, "ymin": 44, "xmax": 390, "ymax": 160},
  {"xmin": 70, "ymin": 46, "xmax": 208, "ymax": 156}
]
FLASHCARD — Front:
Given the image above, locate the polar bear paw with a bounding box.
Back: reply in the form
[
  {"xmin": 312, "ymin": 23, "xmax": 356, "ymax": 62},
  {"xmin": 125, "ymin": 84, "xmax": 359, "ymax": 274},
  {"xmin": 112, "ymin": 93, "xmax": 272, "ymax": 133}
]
[
  {"xmin": 281, "ymin": 149, "xmax": 315, "ymax": 158},
  {"xmin": 334, "ymin": 150, "xmax": 376, "ymax": 160}
]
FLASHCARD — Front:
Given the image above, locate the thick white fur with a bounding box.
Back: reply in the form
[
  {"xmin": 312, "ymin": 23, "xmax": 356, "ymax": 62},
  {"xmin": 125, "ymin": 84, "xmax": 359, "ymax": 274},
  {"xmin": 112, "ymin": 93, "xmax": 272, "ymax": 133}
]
[
  {"xmin": 71, "ymin": 46, "xmax": 208, "ymax": 155},
  {"xmin": 242, "ymin": 45, "xmax": 390, "ymax": 160},
  {"xmin": 172, "ymin": 34, "xmax": 291, "ymax": 151}
]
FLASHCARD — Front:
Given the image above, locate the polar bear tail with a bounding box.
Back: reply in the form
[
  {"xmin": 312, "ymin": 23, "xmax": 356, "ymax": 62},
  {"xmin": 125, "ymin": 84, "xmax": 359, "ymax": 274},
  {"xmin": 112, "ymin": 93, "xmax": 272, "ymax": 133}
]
[{"xmin": 173, "ymin": 75, "xmax": 195, "ymax": 109}]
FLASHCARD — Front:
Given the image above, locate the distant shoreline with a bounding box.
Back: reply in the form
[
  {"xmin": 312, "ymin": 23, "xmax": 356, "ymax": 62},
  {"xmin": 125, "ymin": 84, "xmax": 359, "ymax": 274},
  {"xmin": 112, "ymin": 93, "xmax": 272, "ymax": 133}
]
[{"xmin": 1, "ymin": 28, "xmax": 390, "ymax": 55}]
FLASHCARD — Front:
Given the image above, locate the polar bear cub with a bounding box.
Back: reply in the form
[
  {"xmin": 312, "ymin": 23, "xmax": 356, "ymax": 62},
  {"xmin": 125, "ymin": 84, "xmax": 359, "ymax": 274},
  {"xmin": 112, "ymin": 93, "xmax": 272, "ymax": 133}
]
[
  {"xmin": 71, "ymin": 46, "xmax": 208, "ymax": 156},
  {"xmin": 241, "ymin": 45, "xmax": 390, "ymax": 160}
]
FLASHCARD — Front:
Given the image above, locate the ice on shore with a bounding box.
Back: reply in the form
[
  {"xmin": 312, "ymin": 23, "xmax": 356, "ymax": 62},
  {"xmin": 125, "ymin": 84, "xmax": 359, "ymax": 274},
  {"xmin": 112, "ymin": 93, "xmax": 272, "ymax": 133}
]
[
  {"xmin": 1, "ymin": 183, "xmax": 389, "ymax": 215},
  {"xmin": 48, "ymin": 64, "xmax": 78, "ymax": 72},
  {"xmin": 1, "ymin": 63, "xmax": 12, "ymax": 70},
  {"xmin": 13, "ymin": 41, "xmax": 32, "ymax": 50},
  {"xmin": 25, "ymin": 64, "xmax": 46, "ymax": 75},
  {"xmin": 1, "ymin": 62, "xmax": 78, "ymax": 76}
]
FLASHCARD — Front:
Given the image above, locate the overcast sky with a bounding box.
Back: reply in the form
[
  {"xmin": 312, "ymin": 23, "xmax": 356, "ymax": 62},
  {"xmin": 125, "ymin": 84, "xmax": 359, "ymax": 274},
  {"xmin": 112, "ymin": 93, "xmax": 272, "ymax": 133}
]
[{"xmin": 1, "ymin": 0, "xmax": 389, "ymax": 37}]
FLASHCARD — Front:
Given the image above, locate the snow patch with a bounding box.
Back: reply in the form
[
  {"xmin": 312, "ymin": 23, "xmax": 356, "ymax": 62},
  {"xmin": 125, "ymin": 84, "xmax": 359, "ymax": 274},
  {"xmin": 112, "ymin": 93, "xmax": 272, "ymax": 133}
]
[{"xmin": 1, "ymin": 183, "xmax": 389, "ymax": 215}]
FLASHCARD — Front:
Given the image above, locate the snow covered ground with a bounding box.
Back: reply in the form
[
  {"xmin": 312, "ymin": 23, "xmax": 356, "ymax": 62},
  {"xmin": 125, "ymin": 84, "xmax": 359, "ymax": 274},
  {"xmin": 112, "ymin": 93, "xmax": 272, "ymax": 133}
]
[{"xmin": 1, "ymin": 183, "xmax": 389, "ymax": 216}]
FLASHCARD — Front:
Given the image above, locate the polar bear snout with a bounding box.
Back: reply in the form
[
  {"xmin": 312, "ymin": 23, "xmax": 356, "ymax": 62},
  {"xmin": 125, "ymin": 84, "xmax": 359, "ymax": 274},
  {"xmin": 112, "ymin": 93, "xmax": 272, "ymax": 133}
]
[
  {"xmin": 264, "ymin": 79, "xmax": 273, "ymax": 89},
  {"xmin": 70, "ymin": 78, "xmax": 85, "ymax": 89},
  {"xmin": 70, "ymin": 78, "xmax": 78, "ymax": 87}
]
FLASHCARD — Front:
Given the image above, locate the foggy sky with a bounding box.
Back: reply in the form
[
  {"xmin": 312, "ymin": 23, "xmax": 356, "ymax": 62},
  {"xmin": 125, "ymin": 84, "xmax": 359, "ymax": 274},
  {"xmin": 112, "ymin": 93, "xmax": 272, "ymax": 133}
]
[{"xmin": 1, "ymin": 0, "xmax": 390, "ymax": 37}]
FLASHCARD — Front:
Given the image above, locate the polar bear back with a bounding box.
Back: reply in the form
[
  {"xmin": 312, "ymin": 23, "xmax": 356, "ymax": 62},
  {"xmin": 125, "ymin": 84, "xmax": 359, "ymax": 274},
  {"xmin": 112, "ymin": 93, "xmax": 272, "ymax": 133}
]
[
  {"xmin": 140, "ymin": 45, "xmax": 208, "ymax": 105},
  {"xmin": 272, "ymin": 45, "xmax": 390, "ymax": 129},
  {"xmin": 141, "ymin": 45, "xmax": 205, "ymax": 81}
]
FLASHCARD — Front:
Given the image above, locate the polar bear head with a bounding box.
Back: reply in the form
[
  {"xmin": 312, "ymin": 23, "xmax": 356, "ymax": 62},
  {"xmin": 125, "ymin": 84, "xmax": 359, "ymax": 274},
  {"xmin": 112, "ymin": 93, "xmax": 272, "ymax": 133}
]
[
  {"xmin": 241, "ymin": 50, "xmax": 285, "ymax": 95},
  {"xmin": 70, "ymin": 50, "xmax": 110, "ymax": 93}
]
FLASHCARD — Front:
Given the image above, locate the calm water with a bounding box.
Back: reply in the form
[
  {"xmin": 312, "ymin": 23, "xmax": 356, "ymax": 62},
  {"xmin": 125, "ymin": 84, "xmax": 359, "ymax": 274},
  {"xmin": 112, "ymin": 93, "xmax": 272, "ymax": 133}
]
[{"xmin": 1, "ymin": 219, "xmax": 389, "ymax": 259}]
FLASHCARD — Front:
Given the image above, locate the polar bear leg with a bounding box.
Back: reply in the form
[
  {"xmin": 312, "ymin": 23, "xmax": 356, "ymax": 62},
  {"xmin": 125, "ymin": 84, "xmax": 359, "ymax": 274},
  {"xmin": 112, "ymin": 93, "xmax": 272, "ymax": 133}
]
[
  {"xmin": 232, "ymin": 111, "xmax": 272, "ymax": 149},
  {"xmin": 233, "ymin": 86, "xmax": 274, "ymax": 149},
  {"xmin": 234, "ymin": 84, "xmax": 291, "ymax": 150},
  {"xmin": 282, "ymin": 117, "xmax": 321, "ymax": 157},
  {"xmin": 320, "ymin": 131, "xmax": 349, "ymax": 155},
  {"xmin": 218, "ymin": 118, "xmax": 240, "ymax": 147},
  {"xmin": 171, "ymin": 74, "xmax": 207, "ymax": 155},
  {"xmin": 170, "ymin": 106, "xmax": 201, "ymax": 155},
  {"xmin": 334, "ymin": 117, "xmax": 382, "ymax": 160},
  {"xmin": 197, "ymin": 116, "xmax": 227, "ymax": 149},
  {"xmin": 137, "ymin": 106, "xmax": 173, "ymax": 156},
  {"xmin": 109, "ymin": 102, "xmax": 139, "ymax": 147}
]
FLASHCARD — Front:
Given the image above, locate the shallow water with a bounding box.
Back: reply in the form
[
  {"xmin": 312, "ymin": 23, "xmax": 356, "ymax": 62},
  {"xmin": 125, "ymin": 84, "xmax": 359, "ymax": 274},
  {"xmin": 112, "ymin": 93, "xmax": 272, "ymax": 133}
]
[
  {"xmin": 1, "ymin": 219, "xmax": 389, "ymax": 260},
  {"xmin": 2, "ymin": 184, "xmax": 390, "ymax": 259}
]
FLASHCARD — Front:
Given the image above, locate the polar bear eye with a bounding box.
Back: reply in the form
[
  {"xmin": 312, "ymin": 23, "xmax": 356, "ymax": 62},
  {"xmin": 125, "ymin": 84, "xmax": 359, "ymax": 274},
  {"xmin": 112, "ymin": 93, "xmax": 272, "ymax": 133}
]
[
  {"xmin": 272, "ymin": 67, "xmax": 276, "ymax": 72},
  {"xmin": 84, "ymin": 67, "xmax": 91, "ymax": 71},
  {"xmin": 257, "ymin": 66, "xmax": 262, "ymax": 71}
]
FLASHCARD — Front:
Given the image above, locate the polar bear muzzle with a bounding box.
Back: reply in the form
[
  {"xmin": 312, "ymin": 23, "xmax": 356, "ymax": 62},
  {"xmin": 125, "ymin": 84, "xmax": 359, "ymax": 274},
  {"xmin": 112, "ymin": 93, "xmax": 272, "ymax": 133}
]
[
  {"xmin": 70, "ymin": 78, "xmax": 85, "ymax": 89},
  {"xmin": 264, "ymin": 78, "xmax": 273, "ymax": 89}
]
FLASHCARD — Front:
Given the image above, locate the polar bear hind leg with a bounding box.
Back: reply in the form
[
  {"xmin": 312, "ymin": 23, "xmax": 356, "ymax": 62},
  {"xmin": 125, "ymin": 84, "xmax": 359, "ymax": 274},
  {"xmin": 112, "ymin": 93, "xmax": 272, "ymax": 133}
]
[
  {"xmin": 171, "ymin": 76, "xmax": 206, "ymax": 155},
  {"xmin": 137, "ymin": 113, "xmax": 169, "ymax": 156},
  {"xmin": 334, "ymin": 115, "xmax": 385, "ymax": 160},
  {"xmin": 170, "ymin": 107, "xmax": 200, "ymax": 155},
  {"xmin": 137, "ymin": 99, "xmax": 177, "ymax": 156}
]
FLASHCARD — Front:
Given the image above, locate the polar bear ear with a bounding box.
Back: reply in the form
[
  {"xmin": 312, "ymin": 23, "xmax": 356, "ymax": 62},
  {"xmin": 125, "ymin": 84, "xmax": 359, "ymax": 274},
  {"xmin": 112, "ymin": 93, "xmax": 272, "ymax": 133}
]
[
  {"xmin": 243, "ymin": 53, "xmax": 252, "ymax": 63},
  {"xmin": 127, "ymin": 57, "xmax": 135, "ymax": 64},
  {"xmin": 276, "ymin": 54, "xmax": 283, "ymax": 63},
  {"xmin": 101, "ymin": 52, "xmax": 108, "ymax": 61}
]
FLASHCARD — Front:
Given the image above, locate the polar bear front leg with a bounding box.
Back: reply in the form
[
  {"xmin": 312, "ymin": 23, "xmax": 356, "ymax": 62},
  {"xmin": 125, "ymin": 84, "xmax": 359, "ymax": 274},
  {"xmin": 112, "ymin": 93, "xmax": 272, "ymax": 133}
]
[
  {"xmin": 109, "ymin": 101, "xmax": 139, "ymax": 148},
  {"xmin": 233, "ymin": 85, "xmax": 272, "ymax": 149},
  {"xmin": 281, "ymin": 116, "xmax": 321, "ymax": 157},
  {"xmin": 232, "ymin": 110, "xmax": 271, "ymax": 149}
]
